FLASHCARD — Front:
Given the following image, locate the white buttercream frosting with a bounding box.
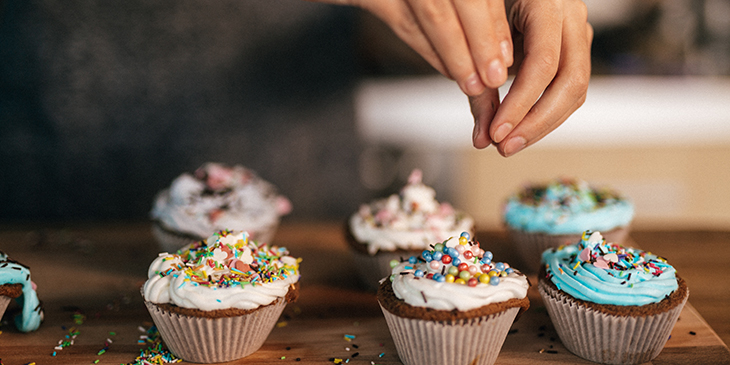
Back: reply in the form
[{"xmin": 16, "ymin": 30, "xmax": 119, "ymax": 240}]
[
  {"xmin": 151, "ymin": 163, "xmax": 291, "ymax": 240},
  {"xmin": 143, "ymin": 230, "xmax": 300, "ymax": 311},
  {"xmin": 350, "ymin": 169, "xmax": 474, "ymax": 255},
  {"xmin": 389, "ymin": 235, "xmax": 529, "ymax": 311}
]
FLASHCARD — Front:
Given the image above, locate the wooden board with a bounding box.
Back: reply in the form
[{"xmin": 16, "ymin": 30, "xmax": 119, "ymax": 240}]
[{"xmin": 1, "ymin": 222, "xmax": 728, "ymax": 364}]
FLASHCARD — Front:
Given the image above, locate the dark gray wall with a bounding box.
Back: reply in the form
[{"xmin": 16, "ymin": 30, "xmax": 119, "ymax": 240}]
[{"xmin": 1, "ymin": 0, "xmax": 368, "ymax": 222}]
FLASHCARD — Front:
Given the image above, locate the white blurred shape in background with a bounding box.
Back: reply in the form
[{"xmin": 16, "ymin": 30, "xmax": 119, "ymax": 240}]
[{"xmin": 355, "ymin": 75, "xmax": 730, "ymax": 150}]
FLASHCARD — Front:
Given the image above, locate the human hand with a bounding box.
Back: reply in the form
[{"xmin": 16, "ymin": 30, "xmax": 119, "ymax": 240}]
[
  {"xmin": 310, "ymin": 0, "xmax": 514, "ymax": 96},
  {"xmin": 471, "ymin": 0, "xmax": 593, "ymax": 156}
]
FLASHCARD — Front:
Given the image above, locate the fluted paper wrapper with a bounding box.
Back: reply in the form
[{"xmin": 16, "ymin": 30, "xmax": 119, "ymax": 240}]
[
  {"xmin": 379, "ymin": 304, "xmax": 520, "ymax": 365},
  {"xmin": 538, "ymin": 280, "xmax": 688, "ymax": 365},
  {"xmin": 151, "ymin": 223, "xmax": 279, "ymax": 253},
  {"xmin": 144, "ymin": 299, "xmax": 287, "ymax": 363},
  {"xmin": 508, "ymin": 226, "xmax": 629, "ymax": 273},
  {"xmin": 0, "ymin": 295, "xmax": 11, "ymax": 318},
  {"xmin": 351, "ymin": 250, "xmax": 422, "ymax": 291}
]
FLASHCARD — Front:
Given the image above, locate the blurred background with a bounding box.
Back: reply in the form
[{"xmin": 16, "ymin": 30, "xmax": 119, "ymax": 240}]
[{"xmin": 2, "ymin": 0, "xmax": 730, "ymax": 231}]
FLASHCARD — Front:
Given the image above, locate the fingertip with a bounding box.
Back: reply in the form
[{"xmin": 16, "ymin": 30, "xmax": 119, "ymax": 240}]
[
  {"xmin": 500, "ymin": 40, "xmax": 513, "ymax": 67},
  {"xmin": 472, "ymin": 121, "xmax": 492, "ymax": 149},
  {"xmin": 492, "ymin": 123, "xmax": 513, "ymax": 143},
  {"xmin": 463, "ymin": 73, "xmax": 486, "ymax": 96},
  {"xmin": 502, "ymin": 136, "xmax": 526, "ymax": 157},
  {"xmin": 485, "ymin": 59, "xmax": 507, "ymax": 88}
]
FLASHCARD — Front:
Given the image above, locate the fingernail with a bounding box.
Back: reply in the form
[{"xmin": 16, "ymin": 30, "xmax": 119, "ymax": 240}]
[
  {"xmin": 493, "ymin": 123, "xmax": 513, "ymax": 143},
  {"xmin": 503, "ymin": 136, "xmax": 526, "ymax": 156},
  {"xmin": 487, "ymin": 59, "xmax": 506, "ymax": 86},
  {"xmin": 464, "ymin": 73, "xmax": 485, "ymax": 95},
  {"xmin": 500, "ymin": 40, "xmax": 512, "ymax": 65}
]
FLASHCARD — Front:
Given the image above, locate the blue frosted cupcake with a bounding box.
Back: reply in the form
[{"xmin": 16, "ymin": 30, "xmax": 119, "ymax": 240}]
[
  {"xmin": 0, "ymin": 250, "xmax": 43, "ymax": 332},
  {"xmin": 503, "ymin": 177, "xmax": 634, "ymax": 271},
  {"xmin": 538, "ymin": 231, "xmax": 688, "ymax": 364}
]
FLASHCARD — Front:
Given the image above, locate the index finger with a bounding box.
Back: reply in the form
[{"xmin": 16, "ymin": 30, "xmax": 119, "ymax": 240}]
[{"xmin": 489, "ymin": 0, "xmax": 563, "ymax": 143}]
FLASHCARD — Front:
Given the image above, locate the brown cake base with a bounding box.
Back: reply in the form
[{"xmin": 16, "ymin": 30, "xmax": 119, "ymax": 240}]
[
  {"xmin": 152, "ymin": 282, "xmax": 299, "ymax": 318},
  {"xmin": 0, "ymin": 284, "xmax": 23, "ymax": 319},
  {"xmin": 377, "ymin": 279, "xmax": 529, "ymax": 322},
  {"xmin": 0, "ymin": 283, "xmax": 23, "ymax": 298}
]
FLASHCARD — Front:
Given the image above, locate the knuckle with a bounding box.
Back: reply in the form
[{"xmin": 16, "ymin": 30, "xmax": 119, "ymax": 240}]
[
  {"xmin": 563, "ymin": 70, "xmax": 590, "ymax": 103},
  {"xmin": 411, "ymin": 0, "xmax": 449, "ymax": 25},
  {"xmin": 568, "ymin": 0, "xmax": 589, "ymax": 22},
  {"xmin": 535, "ymin": 52, "xmax": 560, "ymax": 78}
]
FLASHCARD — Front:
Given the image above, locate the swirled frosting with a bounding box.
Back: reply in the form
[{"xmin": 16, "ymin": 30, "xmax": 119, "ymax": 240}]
[
  {"xmin": 143, "ymin": 230, "xmax": 300, "ymax": 311},
  {"xmin": 389, "ymin": 234, "xmax": 528, "ymax": 311},
  {"xmin": 541, "ymin": 231, "xmax": 678, "ymax": 306},
  {"xmin": 151, "ymin": 163, "xmax": 291, "ymax": 240},
  {"xmin": 0, "ymin": 251, "xmax": 43, "ymax": 332},
  {"xmin": 503, "ymin": 178, "xmax": 634, "ymax": 234},
  {"xmin": 350, "ymin": 169, "xmax": 474, "ymax": 255}
]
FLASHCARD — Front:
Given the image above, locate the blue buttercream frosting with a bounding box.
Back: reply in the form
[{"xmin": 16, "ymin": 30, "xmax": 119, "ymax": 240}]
[
  {"xmin": 541, "ymin": 231, "xmax": 678, "ymax": 306},
  {"xmin": 503, "ymin": 178, "xmax": 634, "ymax": 234},
  {"xmin": 1, "ymin": 251, "xmax": 43, "ymax": 332}
]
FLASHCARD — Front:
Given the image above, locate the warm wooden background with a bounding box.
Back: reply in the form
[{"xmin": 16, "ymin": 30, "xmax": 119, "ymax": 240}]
[{"xmin": 0, "ymin": 222, "xmax": 728, "ymax": 364}]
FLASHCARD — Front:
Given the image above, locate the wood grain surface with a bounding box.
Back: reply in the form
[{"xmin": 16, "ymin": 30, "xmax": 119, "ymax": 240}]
[{"xmin": 0, "ymin": 222, "xmax": 728, "ymax": 364}]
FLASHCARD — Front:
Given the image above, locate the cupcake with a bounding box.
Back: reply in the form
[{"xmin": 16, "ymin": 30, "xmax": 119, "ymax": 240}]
[
  {"xmin": 142, "ymin": 230, "xmax": 301, "ymax": 363},
  {"xmin": 0, "ymin": 250, "xmax": 43, "ymax": 332},
  {"xmin": 503, "ymin": 177, "xmax": 634, "ymax": 271},
  {"xmin": 378, "ymin": 233, "xmax": 529, "ymax": 365},
  {"xmin": 151, "ymin": 163, "xmax": 292, "ymax": 252},
  {"xmin": 346, "ymin": 169, "xmax": 474, "ymax": 290},
  {"xmin": 539, "ymin": 231, "xmax": 689, "ymax": 365}
]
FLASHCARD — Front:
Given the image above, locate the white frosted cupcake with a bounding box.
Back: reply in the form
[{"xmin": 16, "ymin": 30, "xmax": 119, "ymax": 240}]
[
  {"xmin": 0, "ymin": 250, "xmax": 43, "ymax": 332},
  {"xmin": 378, "ymin": 233, "xmax": 530, "ymax": 365},
  {"xmin": 503, "ymin": 177, "xmax": 634, "ymax": 272},
  {"xmin": 151, "ymin": 163, "xmax": 292, "ymax": 252},
  {"xmin": 142, "ymin": 230, "xmax": 301, "ymax": 363},
  {"xmin": 539, "ymin": 231, "xmax": 688, "ymax": 364},
  {"xmin": 346, "ymin": 169, "xmax": 474, "ymax": 290}
]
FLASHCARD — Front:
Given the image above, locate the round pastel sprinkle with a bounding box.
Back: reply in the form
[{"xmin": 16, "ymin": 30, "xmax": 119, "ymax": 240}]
[
  {"xmin": 460, "ymin": 232, "xmax": 470, "ymax": 239},
  {"xmin": 389, "ymin": 260, "xmax": 399, "ymax": 268}
]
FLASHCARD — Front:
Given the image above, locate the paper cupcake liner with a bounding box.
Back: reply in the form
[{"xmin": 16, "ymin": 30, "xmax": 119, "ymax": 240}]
[
  {"xmin": 379, "ymin": 304, "xmax": 520, "ymax": 365},
  {"xmin": 0, "ymin": 295, "xmax": 11, "ymax": 318},
  {"xmin": 144, "ymin": 299, "xmax": 287, "ymax": 363},
  {"xmin": 508, "ymin": 226, "xmax": 629, "ymax": 273},
  {"xmin": 351, "ymin": 250, "xmax": 422, "ymax": 291},
  {"xmin": 538, "ymin": 280, "xmax": 688, "ymax": 365}
]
